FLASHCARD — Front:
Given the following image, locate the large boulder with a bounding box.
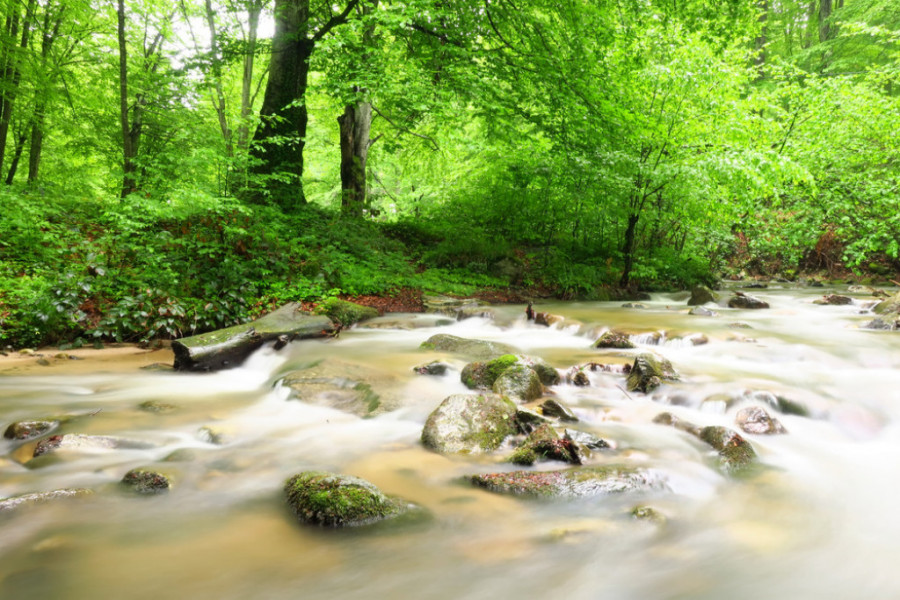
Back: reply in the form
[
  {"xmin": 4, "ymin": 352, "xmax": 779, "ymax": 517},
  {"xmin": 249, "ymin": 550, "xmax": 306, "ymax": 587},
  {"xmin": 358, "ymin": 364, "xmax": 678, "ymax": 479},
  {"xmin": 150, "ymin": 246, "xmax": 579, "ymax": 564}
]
[
  {"xmin": 314, "ymin": 298, "xmax": 378, "ymax": 328},
  {"xmin": 461, "ymin": 354, "xmax": 559, "ymax": 390},
  {"xmin": 873, "ymin": 291, "xmax": 900, "ymax": 315},
  {"xmin": 626, "ymin": 352, "xmax": 679, "ymax": 393},
  {"xmin": 813, "ymin": 294, "xmax": 853, "ymax": 306},
  {"xmin": 420, "ymin": 334, "xmax": 519, "ymax": 360},
  {"xmin": 284, "ymin": 471, "xmax": 412, "ymax": 527},
  {"xmin": 492, "ymin": 364, "xmax": 543, "ymax": 402},
  {"xmin": 593, "ymin": 331, "xmax": 635, "ymax": 349},
  {"xmin": 727, "ymin": 292, "xmax": 769, "ymax": 309},
  {"xmin": 470, "ymin": 465, "xmax": 665, "ymax": 498},
  {"xmin": 421, "ymin": 393, "xmax": 518, "ymax": 455},
  {"xmin": 173, "ymin": 303, "xmax": 335, "ymax": 371},
  {"xmin": 688, "ymin": 285, "xmax": 719, "ymax": 306}
]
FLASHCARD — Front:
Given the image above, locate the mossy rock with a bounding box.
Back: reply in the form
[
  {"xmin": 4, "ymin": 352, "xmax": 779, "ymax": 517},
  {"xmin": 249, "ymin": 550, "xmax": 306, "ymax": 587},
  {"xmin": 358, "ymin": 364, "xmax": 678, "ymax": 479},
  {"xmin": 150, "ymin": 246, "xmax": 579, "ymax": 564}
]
[
  {"xmin": 540, "ymin": 399, "xmax": 579, "ymax": 422},
  {"xmin": 626, "ymin": 352, "xmax": 679, "ymax": 393},
  {"xmin": 461, "ymin": 354, "xmax": 559, "ymax": 390},
  {"xmin": 593, "ymin": 331, "xmax": 635, "ymax": 349},
  {"xmin": 421, "ymin": 393, "xmax": 518, "ymax": 455},
  {"xmin": 420, "ymin": 334, "xmax": 519, "ymax": 360},
  {"xmin": 631, "ymin": 505, "xmax": 666, "ymax": 524},
  {"xmin": 412, "ymin": 361, "xmax": 450, "ymax": 376},
  {"xmin": 492, "ymin": 364, "xmax": 543, "ymax": 402},
  {"xmin": 470, "ymin": 465, "xmax": 665, "ymax": 498},
  {"xmin": 687, "ymin": 285, "xmax": 719, "ymax": 306},
  {"xmin": 873, "ymin": 291, "xmax": 900, "ymax": 315},
  {"xmin": 813, "ymin": 294, "xmax": 853, "ymax": 306},
  {"xmin": 4, "ymin": 420, "xmax": 58, "ymax": 441},
  {"xmin": 284, "ymin": 471, "xmax": 410, "ymax": 527},
  {"xmin": 507, "ymin": 424, "xmax": 582, "ymax": 466},
  {"xmin": 727, "ymin": 293, "xmax": 769, "ymax": 309},
  {"xmin": 121, "ymin": 469, "xmax": 171, "ymax": 494},
  {"xmin": 315, "ymin": 298, "xmax": 379, "ymax": 328},
  {"xmin": 698, "ymin": 426, "xmax": 758, "ymax": 474}
]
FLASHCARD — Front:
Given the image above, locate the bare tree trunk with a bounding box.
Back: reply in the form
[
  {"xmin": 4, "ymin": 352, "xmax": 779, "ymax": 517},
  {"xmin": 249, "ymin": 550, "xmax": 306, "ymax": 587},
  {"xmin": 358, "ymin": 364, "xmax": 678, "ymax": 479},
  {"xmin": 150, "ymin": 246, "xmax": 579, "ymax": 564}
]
[
  {"xmin": 5, "ymin": 128, "xmax": 25, "ymax": 184},
  {"xmin": 754, "ymin": 0, "xmax": 768, "ymax": 78},
  {"xmin": 338, "ymin": 98, "xmax": 372, "ymax": 216},
  {"xmin": 117, "ymin": 0, "xmax": 137, "ymax": 197},
  {"xmin": 819, "ymin": 0, "xmax": 832, "ymax": 42},
  {"xmin": 203, "ymin": 0, "xmax": 232, "ymax": 157},
  {"xmin": 27, "ymin": 5, "xmax": 64, "ymax": 183},
  {"xmin": 0, "ymin": 0, "xmax": 35, "ymax": 178},
  {"xmin": 238, "ymin": 1, "xmax": 262, "ymax": 152}
]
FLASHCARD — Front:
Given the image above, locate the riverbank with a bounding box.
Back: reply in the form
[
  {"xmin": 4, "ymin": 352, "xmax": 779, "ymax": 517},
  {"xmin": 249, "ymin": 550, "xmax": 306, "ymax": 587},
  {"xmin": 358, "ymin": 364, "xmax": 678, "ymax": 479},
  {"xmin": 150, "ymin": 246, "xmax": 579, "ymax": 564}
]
[{"xmin": 0, "ymin": 344, "xmax": 173, "ymax": 376}]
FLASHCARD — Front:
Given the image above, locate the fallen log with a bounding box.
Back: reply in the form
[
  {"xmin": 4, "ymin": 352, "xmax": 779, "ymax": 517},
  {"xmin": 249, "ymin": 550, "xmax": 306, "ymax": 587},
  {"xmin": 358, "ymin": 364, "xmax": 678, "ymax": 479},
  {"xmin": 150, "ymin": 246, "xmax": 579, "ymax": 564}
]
[{"xmin": 172, "ymin": 303, "xmax": 335, "ymax": 372}]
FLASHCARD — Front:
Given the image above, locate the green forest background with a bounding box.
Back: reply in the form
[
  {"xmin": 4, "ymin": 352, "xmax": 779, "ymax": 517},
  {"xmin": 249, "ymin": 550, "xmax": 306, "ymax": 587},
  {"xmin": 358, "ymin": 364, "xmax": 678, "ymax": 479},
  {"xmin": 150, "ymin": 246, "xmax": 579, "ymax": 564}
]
[{"xmin": 0, "ymin": 0, "xmax": 897, "ymax": 347}]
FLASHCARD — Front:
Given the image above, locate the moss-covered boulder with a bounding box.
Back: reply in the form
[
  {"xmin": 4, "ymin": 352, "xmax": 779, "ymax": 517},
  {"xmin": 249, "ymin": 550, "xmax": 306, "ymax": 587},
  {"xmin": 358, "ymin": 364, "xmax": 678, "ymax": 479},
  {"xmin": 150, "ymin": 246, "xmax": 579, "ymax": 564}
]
[
  {"xmin": 121, "ymin": 469, "xmax": 171, "ymax": 494},
  {"xmin": 461, "ymin": 354, "xmax": 559, "ymax": 390},
  {"xmin": 4, "ymin": 420, "xmax": 58, "ymax": 441},
  {"xmin": 420, "ymin": 334, "xmax": 519, "ymax": 360},
  {"xmin": 727, "ymin": 292, "xmax": 769, "ymax": 309},
  {"xmin": 540, "ymin": 399, "xmax": 579, "ymax": 422},
  {"xmin": 735, "ymin": 406, "xmax": 787, "ymax": 435},
  {"xmin": 0, "ymin": 488, "xmax": 93, "ymax": 514},
  {"xmin": 470, "ymin": 465, "xmax": 665, "ymax": 498},
  {"xmin": 284, "ymin": 471, "xmax": 411, "ymax": 527},
  {"xmin": 688, "ymin": 285, "xmax": 719, "ymax": 306},
  {"xmin": 698, "ymin": 426, "xmax": 758, "ymax": 474},
  {"xmin": 492, "ymin": 364, "xmax": 542, "ymax": 402},
  {"xmin": 421, "ymin": 393, "xmax": 518, "ymax": 455},
  {"xmin": 626, "ymin": 352, "xmax": 679, "ymax": 393},
  {"xmin": 314, "ymin": 298, "xmax": 379, "ymax": 328},
  {"xmin": 593, "ymin": 331, "xmax": 635, "ymax": 349},
  {"xmin": 873, "ymin": 291, "xmax": 900, "ymax": 315}
]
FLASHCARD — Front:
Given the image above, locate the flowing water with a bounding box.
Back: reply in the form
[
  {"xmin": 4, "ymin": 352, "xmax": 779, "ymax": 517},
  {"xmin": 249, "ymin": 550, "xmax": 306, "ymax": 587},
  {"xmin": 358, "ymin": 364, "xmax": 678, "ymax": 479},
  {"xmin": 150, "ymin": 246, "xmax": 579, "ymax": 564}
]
[{"xmin": 1, "ymin": 286, "xmax": 899, "ymax": 599}]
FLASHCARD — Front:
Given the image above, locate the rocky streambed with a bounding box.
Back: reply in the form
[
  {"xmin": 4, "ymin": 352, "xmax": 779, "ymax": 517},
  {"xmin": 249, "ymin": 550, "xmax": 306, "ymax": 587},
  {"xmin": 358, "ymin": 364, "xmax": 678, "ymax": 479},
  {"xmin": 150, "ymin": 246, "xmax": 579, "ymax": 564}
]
[{"xmin": 1, "ymin": 285, "xmax": 900, "ymax": 599}]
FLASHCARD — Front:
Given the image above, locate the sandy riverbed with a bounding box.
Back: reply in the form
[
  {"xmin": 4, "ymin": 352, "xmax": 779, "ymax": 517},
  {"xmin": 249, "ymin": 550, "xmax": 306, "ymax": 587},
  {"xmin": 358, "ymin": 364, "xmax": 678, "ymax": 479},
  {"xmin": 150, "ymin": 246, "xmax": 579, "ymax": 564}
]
[{"xmin": 0, "ymin": 344, "xmax": 174, "ymax": 376}]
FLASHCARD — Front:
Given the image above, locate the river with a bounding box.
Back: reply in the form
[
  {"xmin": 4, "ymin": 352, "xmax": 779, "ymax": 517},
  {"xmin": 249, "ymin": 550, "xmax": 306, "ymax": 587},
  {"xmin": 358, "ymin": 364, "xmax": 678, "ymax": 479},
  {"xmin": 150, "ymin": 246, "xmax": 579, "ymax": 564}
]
[{"xmin": 1, "ymin": 285, "xmax": 899, "ymax": 599}]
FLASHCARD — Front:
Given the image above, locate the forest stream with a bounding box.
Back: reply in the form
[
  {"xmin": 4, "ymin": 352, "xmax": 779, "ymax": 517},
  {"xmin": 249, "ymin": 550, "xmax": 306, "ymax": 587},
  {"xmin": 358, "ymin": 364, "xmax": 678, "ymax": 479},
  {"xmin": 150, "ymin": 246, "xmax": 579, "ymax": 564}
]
[{"xmin": 2, "ymin": 285, "xmax": 900, "ymax": 600}]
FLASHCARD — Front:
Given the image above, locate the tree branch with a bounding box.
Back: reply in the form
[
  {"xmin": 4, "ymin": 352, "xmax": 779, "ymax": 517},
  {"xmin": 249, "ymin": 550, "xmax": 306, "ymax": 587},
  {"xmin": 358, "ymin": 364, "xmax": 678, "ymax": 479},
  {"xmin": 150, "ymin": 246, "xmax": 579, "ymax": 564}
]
[
  {"xmin": 311, "ymin": 0, "xmax": 361, "ymax": 43},
  {"xmin": 372, "ymin": 105, "xmax": 439, "ymax": 151}
]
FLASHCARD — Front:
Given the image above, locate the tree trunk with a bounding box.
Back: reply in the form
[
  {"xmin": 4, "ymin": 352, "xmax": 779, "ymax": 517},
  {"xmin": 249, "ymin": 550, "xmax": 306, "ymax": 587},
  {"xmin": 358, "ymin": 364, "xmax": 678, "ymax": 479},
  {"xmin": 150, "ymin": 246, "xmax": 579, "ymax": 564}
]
[
  {"xmin": 619, "ymin": 213, "xmax": 640, "ymax": 288},
  {"xmin": 117, "ymin": 0, "xmax": 137, "ymax": 197},
  {"xmin": 5, "ymin": 129, "xmax": 24, "ymax": 184},
  {"xmin": 338, "ymin": 98, "xmax": 372, "ymax": 216},
  {"xmin": 238, "ymin": 1, "xmax": 262, "ymax": 152},
  {"xmin": 754, "ymin": 0, "xmax": 768, "ymax": 77},
  {"xmin": 819, "ymin": 0, "xmax": 832, "ymax": 42},
  {"xmin": 203, "ymin": 0, "xmax": 233, "ymax": 158},
  {"xmin": 0, "ymin": 0, "xmax": 35, "ymax": 178},
  {"xmin": 27, "ymin": 6, "xmax": 63, "ymax": 184},
  {"xmin": 248, "ymin": 0, "xmax": 312, "ymax": 210}
]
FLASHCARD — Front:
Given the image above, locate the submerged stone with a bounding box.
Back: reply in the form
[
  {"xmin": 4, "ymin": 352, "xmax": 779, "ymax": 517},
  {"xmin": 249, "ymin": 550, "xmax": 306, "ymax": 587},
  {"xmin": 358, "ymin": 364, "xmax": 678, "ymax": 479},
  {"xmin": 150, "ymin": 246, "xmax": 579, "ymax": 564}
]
[
  {"xmin": 284, "ymin": 471, "xmax": 411, "ymax": 528},
  {"xmin": 470, "ymin": 465, "xmax": 665, "ymax": 498},
  {"xmin": 121, "ymin": 469, "xmax": 171, "ymax": 494},
  {"xmin": 4, "ymin": 420, "xmax": 58, "ymax": 441},
  {"xmin": 0, "ymin": 489, "xmax": 93, "ymax": 514},
  {"xmin": 735, "ymin": 406, "xmax": 787, "ymax": 435},
  {"xmin": 689, "ymin": 306, "xmax": 718, "ymax": 317},
  {"xmin": 32, "ymin": 434, "xmax": 154, "ymax": 458},
  {"xmin": 626, "ymin": 352, "xmax": 679, "ymax": 393},
  {"xmin": 631, "ymin": 505, "xmax": 666, "ymax": 524},
  {"xmin": 281, "ymin": 359, "xmax": 400, "ymax": 417},
  {"xmin": 413, "ymin": 361, "xmax": 451, "ymax": 376},
  {"xmin": 420, "ymin": 334, "xmax": 519, "ymax": 360},
  {"xmin": 593, "ymin": 331, "xmax": 635, "ymax": 349},
  {"xmin": 421, "ymin": 393, "xmax": 518, "ymax": 455},
  {"xmin": 138, "ymin": 401, "xmax": 178, "ymax": 413}
]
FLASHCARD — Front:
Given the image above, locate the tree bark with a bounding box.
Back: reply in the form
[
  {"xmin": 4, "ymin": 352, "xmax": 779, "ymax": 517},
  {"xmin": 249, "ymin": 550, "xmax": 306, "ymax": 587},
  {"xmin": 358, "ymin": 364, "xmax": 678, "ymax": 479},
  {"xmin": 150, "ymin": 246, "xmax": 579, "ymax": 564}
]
[
  {"xmin": 27, "ymin": 5, "xmax": 63, "ymax": 183},
  {"xmin": 117, "ymin": 0, "xmax": 137, "ymax": 197},
  {"xmin": 754, "ymin": 0, "xmax": 767, "ymax": 77},
  {"xmin": 238, "ymin": 1, "xmax": 263, "ymax": 153},
  {"xmin": 0, "ymin": 0, "xmax": 35, "ymax": 178},
  {"xmin": 338, "ymin": 98, "xmax": 372, "ymax": 216},
  {"xmin": 819, "ymin": 0, "xmax": 832, "ymax": 42}
]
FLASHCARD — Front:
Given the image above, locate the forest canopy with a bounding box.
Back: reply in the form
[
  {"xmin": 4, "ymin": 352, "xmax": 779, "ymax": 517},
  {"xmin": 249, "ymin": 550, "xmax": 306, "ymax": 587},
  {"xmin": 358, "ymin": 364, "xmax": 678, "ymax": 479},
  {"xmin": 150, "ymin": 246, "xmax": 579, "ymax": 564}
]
[{"xmin": 0, "ymin": 0, "xmax": 898, "ymax": 347}]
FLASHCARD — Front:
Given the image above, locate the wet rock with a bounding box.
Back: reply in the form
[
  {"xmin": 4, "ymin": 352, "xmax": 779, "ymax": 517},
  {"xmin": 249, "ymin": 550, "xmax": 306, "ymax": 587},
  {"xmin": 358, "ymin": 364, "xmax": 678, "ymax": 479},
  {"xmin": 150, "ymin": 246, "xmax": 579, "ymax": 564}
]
[
  {"xmin": 808, "ymin": 279, "xmax": 824, "ymax": 288},
  {"xmin": 698, "ymin": 426, "xmax": 758, "ymax": 474},
  {"xmin": 0, "ymin": 489, "xmax": 93, "ymax": 514},
  {"xmin": 162, "ymin": 448, "xmax": 197, "ymax": 462},
  {"xmin": 813, "ymin": 294, "xmax": 853, "ymax": 306},
  {"xmin": 540, "ymin": 399, "xmax": 579, "ymax": 422},
  {"xmin": 563, "ymin": 428, "xmax": 612, "ymax": 450},
  {"xmin": 422, "ymin": 294, "xmax": 482, "ymax": 315},
  {"xmin": 689, "ymin": 306, "xmax": 718, "ymax": 317},
  {"xmin": 515, "ymin": 407, "xmax": 552, "ymax": 433},
  {"xmin": 653, "ymin": 413, "xmax": 757, "ymax": 474},
  {"xmin": 493, "ymin": 364, "xmax": 543, "ymax": 402},
  {"xmin": 773, "ymin": 395, "xmax": 810, "ymax": 417},
  {"xmin": 743, "ymin": 282, "xmax": 768, "ymax": 289},
  {"xmin": 420, "ymin": 334, "xmax": 519, "ymax": 360},
  {"xmin": 728, "ymin": 292, "xmax": 769, "ymax": 309},
  {"xmin": 138, "ymin": 401, "xmax": 178, "ymax": 413},
  {"xmin": 140, "ymin": 363, "xmax": 174, "ymax": 372},
  {"xmin": 32, "ymin": 434, "xmax": 154, "ymax": 458},
  {"xmin": 314, "ymin": 298, "xmax": 379, "ymax": 328},
  {"xmin": 680, "ymin": 333, "xmax": 709, "ymax": 346},
  {"xmin": 4, "ymin": 420, "xmax": 58, "ymax": 441},
  {"xmin": 571, "ymin": 370, "xmax": 590, "ymax": 386},
  {"xmin": 470, "ymin": 465, "xmax": 665, "ymax": 498},
  {"xmin": 626, "ymin": 352, "xmax": 679, "ymax": 393},
  {"xmin": 862, "ymin": 317, "xmax": 899, "ymax": 331},
  {"xmin": 728, "ymin": 322, "xmax": 753, "ymax": 329},
  {"xmin": 461, "ymin": 354, "xmax": 558, "ymax": 390},
  {"xmin": 508, "ymin": 424, "xmax": 582, "ymax": 466},
  {"xmin": 687, "ymin": 285, "xmax": 719, "ymax": 306},
  {"xmin": 593, "ymin": 331, "xmax": 635, "ymax": 349},
  {"xmin": 421, "ymin": 393, "xmax": 518, "ymax": 455},
  {"xmin": 197, "ymin": 426, "xmax": 232, "ymax": 445},
  {"xmin": 456, "ymin": 306, "xmax": 495, "ymax": 321},
  {"xmin": 873, "ymin": 291, "xmax": 900, "ymax": 315},
  {"xmin": 284, "ymin": 471, "xmax": 413, "ymax": 527},
  {"xmin": 413, "ymin": 361, "xmax": 450, "ymax": 376},
  {"xmin": 631, "ymin": 505, "xmax": 666, "ymax": 524},
  {"xmin": 281, "ymin": 360, "xmax": 399, "ymax": 417},
  {"xmin": 121, "ymin": 468, "xmax": 171, "ymax": 494},
  {"xmin": 621, "ymin": 303, "xmax": 647, "ymax": 309},
  {"xmin": 534, "ymin": 312, "xmax": 564, "ymax": 327},
  {"xmin": 735, "ymin": 406, "xmax": 787, "ymax": 435}
]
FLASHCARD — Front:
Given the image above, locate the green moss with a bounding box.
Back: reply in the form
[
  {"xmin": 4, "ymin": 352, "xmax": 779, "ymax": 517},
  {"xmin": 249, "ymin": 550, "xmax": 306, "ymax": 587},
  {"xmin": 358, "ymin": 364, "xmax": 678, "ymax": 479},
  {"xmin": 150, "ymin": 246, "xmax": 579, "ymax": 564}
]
[
  {"xmin": 353, "ymin": 382, "xmax": 382, "ymax": 414},
  {"xmin": 284, "ymin": 471, "xmax": 404, "ymax": 527},
  {"xmin": 315, "ymin": 298, "xmax": 379, "ymax": 328}
]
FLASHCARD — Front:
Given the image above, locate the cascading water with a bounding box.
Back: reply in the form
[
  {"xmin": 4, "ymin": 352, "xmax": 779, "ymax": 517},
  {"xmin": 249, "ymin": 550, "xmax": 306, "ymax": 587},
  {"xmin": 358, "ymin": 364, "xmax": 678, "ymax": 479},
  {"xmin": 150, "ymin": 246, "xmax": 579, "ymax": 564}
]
[{"xmin": 1, "ymin": 285, "xmax": 899, "ymax": 599}]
